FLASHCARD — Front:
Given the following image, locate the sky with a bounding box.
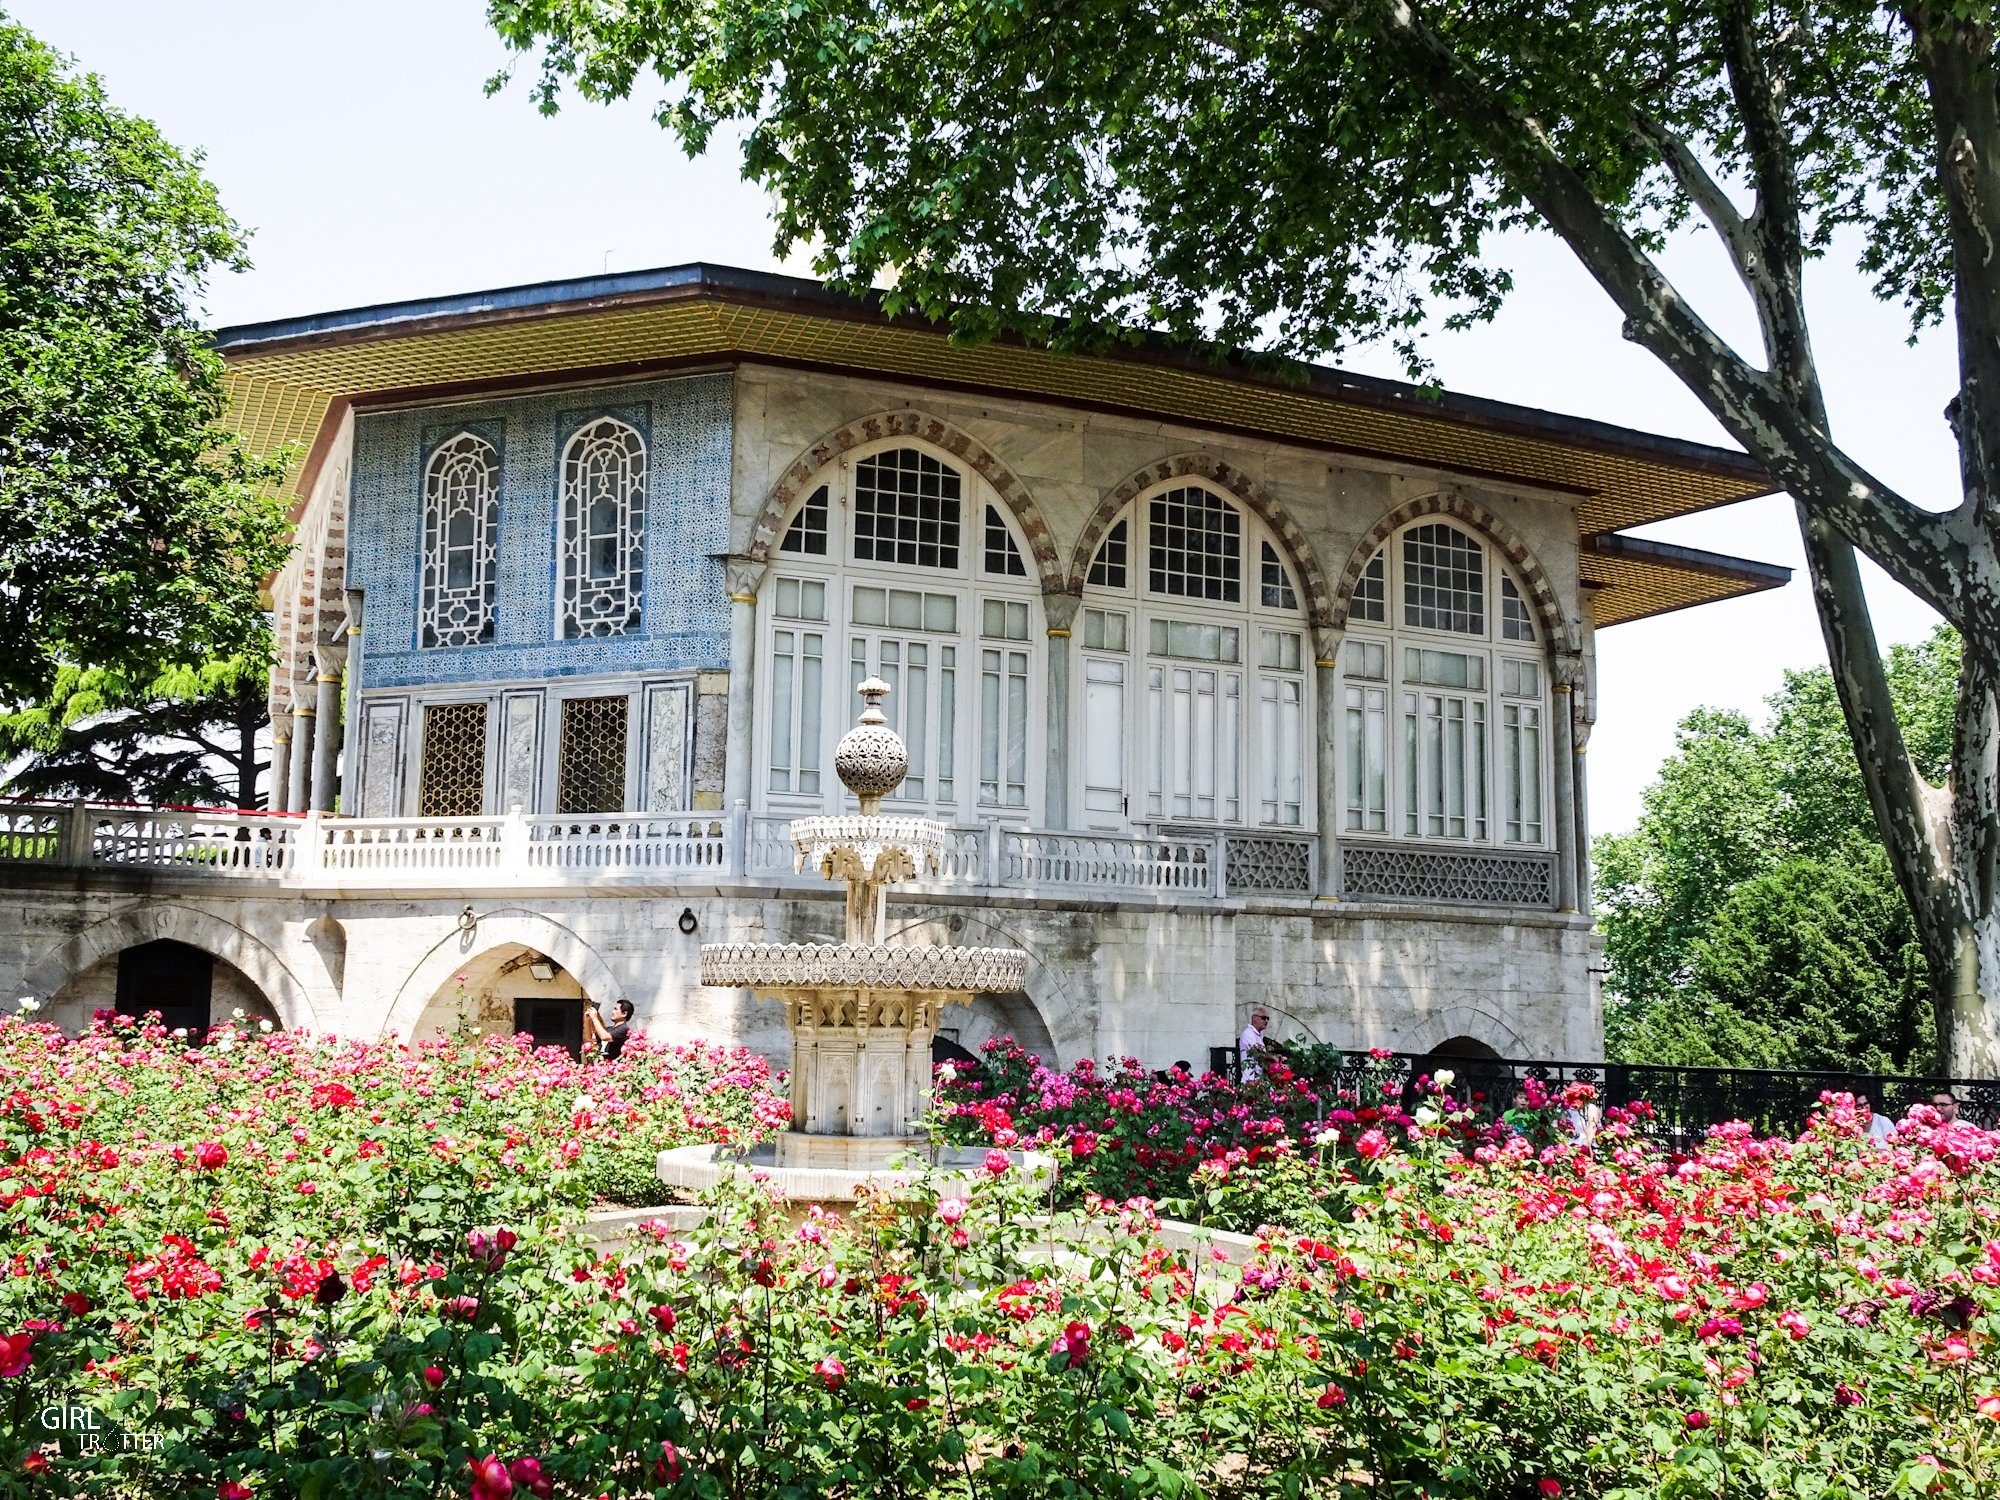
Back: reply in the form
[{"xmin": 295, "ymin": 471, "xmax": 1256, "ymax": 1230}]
[{"xmin": 12, "ymin": 1, "xmax": 1957, "ymax": 835}]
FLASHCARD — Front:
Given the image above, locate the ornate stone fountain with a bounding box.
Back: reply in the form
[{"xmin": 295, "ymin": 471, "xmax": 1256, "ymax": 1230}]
[{"xmin": 663, "ymin": 679, "xmax": 1028, "ymax": 1193}]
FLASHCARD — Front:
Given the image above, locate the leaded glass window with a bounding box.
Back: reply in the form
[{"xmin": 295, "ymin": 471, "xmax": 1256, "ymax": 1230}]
[
  {"xmin": 560, "ymin": 418, "xmax": 646, "ymax": 639},
  {"xmin": 983, "ymin": 505, "xmax": 1027, "ymax": 576},
  {"xmin": 1402, "ymin": 523, "xmax": 1484, "ymax": 634},
  {"xmin": 1148, "ymin": 487, "xmax": 1240, "ymax": 602},
  {"xmin": 1088, "ymin": 519, "xmax": 1129, "ymax": 588},
  {"xmin": 556, "ymin": 695, "xmax": 630, "ymax": 814},
  {"xmin": 780, "ymin": 485, "xmax": 829, "ymax": 556},
  {"xmin": 1350, "ymin": 551, "xmax": 1386, "ymax": 623},
  {"xmin": 420, "ymin": 433, "xmax": 499, "ymax": 649},
  {"xmin": 852, "ymin": 448, "xmax": 961, "ymax": 568},
  {"xmin": 1500, "ymin": 574, "xmax": 1536, "ymax": 641},
  {"xmin": 418, "ymin": 702, "xmax": 487, "ymax": 817},
  {"xmin": 1260, "ymin": 540, "xmax": 1298, "ymax": 610}
]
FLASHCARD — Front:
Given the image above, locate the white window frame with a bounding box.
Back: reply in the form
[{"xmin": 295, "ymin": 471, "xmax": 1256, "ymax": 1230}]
[
  {"xmin": 753, "ymin": 438, "xmax": 1045, "ymax": 824},
  {"xmin": 1074, "ymin": 481, "xmax": 1314, "ymax": 833},
  {"xmin": 1338, "ymin": 519, "xmax": 1552, "ymax": 851}
]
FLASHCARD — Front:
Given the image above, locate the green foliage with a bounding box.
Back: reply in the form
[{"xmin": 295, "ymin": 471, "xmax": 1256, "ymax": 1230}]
[
  {"xmin": 483, "ymin": 0, "xmax": 1948, "ymax": 368},
  {"xmin": 0, "ymin": 17, "xmax": 289, "ymax": 709},
  {"xmin": 1599, "ymin": 627, "xmax": 1958, "ymax": 1069},
  {"xmin": 0, "ymin": 654, "xmax": 269, "ymax": 807}
]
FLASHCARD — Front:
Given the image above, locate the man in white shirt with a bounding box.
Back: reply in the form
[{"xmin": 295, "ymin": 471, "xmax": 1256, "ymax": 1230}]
[{"xmin": 1238, "ymin": 1008, "xmax": 1271, "ymax": 1082}]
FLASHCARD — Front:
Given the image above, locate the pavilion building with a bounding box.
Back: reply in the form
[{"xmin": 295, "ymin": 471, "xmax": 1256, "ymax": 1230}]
[{"xmin": 0, "ymin": 265, "xmax": 1788, "ymax": 1068}]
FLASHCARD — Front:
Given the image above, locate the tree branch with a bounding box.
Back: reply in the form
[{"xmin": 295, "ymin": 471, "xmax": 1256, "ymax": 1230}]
[{"xmin": 1326, "ymin": 0, "xmax": 1985, "ymax": 635}]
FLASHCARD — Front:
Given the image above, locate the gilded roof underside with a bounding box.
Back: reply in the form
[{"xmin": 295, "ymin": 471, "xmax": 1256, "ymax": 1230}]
[
  {"xmin": 220, "ymin": 295, "xmax": 1782, "ymax": 629},
  {"xmin": 1581, "ymin": 549, "xmax": 1777, "ymax": 629}
]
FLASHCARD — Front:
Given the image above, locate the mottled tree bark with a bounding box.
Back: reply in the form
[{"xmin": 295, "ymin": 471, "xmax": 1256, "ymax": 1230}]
[{"xmin": 1344, "ymin": 0, "xmax": 2000, "ymax": 1071}]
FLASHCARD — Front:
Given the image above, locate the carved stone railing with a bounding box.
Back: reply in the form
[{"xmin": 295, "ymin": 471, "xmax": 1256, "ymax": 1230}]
[
  {"xmin": 1340, "ymin": 841, "xmax": 1557, "ymax": 908},
  {"xmin": 0, "ymin": 800, "xmax": 1562, "ymax": 912}
]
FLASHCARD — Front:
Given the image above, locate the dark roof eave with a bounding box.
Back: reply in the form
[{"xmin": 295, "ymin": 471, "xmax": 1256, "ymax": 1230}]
[
  {"xmin": 1583, "ymin": 531, "xmax": 1794, "ymax": 586},
  {"xmin": 212, "ymin": 262, "xmax": 1776, "ymax": 490}
]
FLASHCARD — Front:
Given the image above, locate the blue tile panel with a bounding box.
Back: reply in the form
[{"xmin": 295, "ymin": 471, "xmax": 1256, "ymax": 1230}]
[{"xmin": 350, "ymin": 375, "xmax": 734, "ymax": 689}]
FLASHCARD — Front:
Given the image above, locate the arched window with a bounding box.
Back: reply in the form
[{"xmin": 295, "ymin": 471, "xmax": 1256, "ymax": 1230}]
[
  {"xmin": 559, "ymin": 418, "xmax": 646, "ymax": 639},
  {"xmin": 1341, "ymin": 519, "xmax": 1548, "ymax": 847},
  {"xmin": 760, "ymin": 442, "xmax": 1040, "ymax": 820},
  {"xmin": 420, "ymin": 433, "xmax": 499, "ymax": 648},
  {"xmin": 1078, "ymin": 483, "xmax": 1309, "ymax": 830}
]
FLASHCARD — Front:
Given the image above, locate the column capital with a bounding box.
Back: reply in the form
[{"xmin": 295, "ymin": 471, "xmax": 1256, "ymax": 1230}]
[
  {"xmin": 312, "ymin": 641, "xmax": 348, "ymax": 677},
  {"xmin": 722, "ymin": 554, "xmax": 768, "ymax": 602},
  {"xmin": 1040, "ymin": 586, "xmax": 1083, "ymax": 633}
]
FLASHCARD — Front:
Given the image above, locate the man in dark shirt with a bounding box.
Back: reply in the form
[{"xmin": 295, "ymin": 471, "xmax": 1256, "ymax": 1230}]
[{"xmin": 594, "ymin": 998, "xmax": 635, "ymax": 1061}]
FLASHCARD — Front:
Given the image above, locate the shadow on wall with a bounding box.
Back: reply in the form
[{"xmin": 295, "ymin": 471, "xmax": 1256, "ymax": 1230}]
[
  {"xmin": 48, "ymin": 939, "xmax": 282, "ymax": 1040},
  {"xmin": 939, "ymin": 991, "xmax": 1056, "ymax": 1066}
]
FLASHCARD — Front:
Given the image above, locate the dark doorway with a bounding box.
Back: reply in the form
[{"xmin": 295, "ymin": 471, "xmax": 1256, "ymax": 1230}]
[
  {"xmin": 1427, "ymin": 1035, "xmax": 1503, "ymax": 1061},
  {"xmin": 512, "ymin": 997, "xmax": 585, "ymax": 1058},
  {"xmin": 116, "ymin": 940, "xmax": 215, "ymax": 1043}
]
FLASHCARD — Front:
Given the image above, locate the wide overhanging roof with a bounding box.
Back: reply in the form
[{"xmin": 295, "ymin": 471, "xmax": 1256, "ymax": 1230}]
[{"xmin": 214, "ymin": 263, "xmax": 1788, "ymax": 628}]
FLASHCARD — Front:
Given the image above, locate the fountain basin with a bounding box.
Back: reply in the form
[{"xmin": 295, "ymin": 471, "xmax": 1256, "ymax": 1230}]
[{"xmin": 658, "ymin": 1138, "xmax": 1053, "ymax": 1206}]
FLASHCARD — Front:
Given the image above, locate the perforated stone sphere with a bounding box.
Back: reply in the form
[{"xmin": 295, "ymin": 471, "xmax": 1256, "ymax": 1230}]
[{"xmin": 835, "ymin": 678, "xmax": 908, "ymax": 803}]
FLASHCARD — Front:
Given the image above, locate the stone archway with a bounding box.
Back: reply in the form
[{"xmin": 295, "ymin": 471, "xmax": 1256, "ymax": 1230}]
[
  {"xmin": 1335, "ymin": 491, "xmax": 1576, "ymax": 651},
  {"xmin": 880, "ymin": 908, "xmax": 1092, "ymax": 1067},
  {"xmin": 1068, "ymin": 454, "xmax": 1338, "ymax": 633},
  {"xmin": 26, "ymin": 903, "xmax": 327, "ymax": 1033},
  {"xmin": 378, "ymin": 909, "xmax": 627, "ymax": 1042},
  {"xmin": 744, "ymin": 410, "xmax": 1065, "ymax": 594},
  {"xmin": 1413, "ymin": 1003, "xmax": 1528, "ymax": 1060}
]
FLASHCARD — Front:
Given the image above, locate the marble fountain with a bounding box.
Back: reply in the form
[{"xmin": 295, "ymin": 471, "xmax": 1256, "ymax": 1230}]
[{"xmin": 657, "ymin": 679, "xmax": 1034, "ymax": 1202}]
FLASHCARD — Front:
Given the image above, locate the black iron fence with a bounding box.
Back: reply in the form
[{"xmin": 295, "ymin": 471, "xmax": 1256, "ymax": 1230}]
[{"xmin": 1212, "ymin": 1045, "xmax": 2000, "ymax": 1153}]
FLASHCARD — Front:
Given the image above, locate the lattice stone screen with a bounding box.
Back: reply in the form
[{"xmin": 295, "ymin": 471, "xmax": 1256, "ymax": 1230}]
[
  {"xmin": 556, "ymin": 696, "xmax": 630, "ymax": 815},
  {"xmin": 418, "ymin": 702, "xmax": 488, "ymax": 817},
  {"xmin": 1341, "ymin": 843, "xmax": 1555, "ymax": 907},
  {"xmin": 1224, "ymin": 833, "xmax": 1313, "ymax": 893}
]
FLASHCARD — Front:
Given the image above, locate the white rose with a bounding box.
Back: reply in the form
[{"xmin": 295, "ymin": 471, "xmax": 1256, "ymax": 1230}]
[
  {"xmin": 15, "ymin": 997, "xmax": 39, "ymax": 1013},
  {"xmin": 258, "ymin": 1020, "xmax": 274, "ymax": 1033},
  {"xmin": 936, "ymin": 1063, "xmax": 957, "ymax": 1085},
  {"xmin": 574, "ymin": 1094, "xmax": 596, "ymax": 1115},
  {"xmin": 1313, "ymin": 1128, "xmax": 1340, "ymax": 1148},
  {"xmin": 171, "ymin": 1028, "xmax": 188, "ymax": 1039},
  {"xmin": 231, "ymin": 1007, "xmax": 246, "ymax": 1020},
  {"xmin": 1414, "ymin": 1105, "xmax": 1442, "ymax": 1128},
  {"xmin": 1432, "ymin": 1068, "xmax": 1455, "ymax": 1090}
]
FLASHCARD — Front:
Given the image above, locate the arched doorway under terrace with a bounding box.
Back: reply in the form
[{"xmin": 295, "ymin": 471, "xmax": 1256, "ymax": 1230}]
[{"xmin": 401, "ymin": 941, "xmax": 607, "ymax": 1056}]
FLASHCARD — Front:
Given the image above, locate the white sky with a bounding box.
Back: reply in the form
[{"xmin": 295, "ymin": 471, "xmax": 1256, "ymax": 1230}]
[{"xmin": 16, "ymin": 1, "xmax": 1956, "ymax": 835}]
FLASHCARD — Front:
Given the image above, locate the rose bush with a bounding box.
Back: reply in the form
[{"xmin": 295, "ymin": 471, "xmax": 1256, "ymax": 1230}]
[{"xmin": 6, "ymin": 1016, "xmax": 2000, "ymax": 1497}]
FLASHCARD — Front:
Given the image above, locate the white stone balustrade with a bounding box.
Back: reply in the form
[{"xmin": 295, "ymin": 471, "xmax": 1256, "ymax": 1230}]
[{"xmin": 0, "ymin": 800, "xmax": 1566, "ymax": 905}]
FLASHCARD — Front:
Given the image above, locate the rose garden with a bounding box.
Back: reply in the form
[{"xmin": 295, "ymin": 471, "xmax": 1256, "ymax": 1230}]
[{"xmin": 5, "ymin": 1012, "xmax": 2000, "ymax": 1498}]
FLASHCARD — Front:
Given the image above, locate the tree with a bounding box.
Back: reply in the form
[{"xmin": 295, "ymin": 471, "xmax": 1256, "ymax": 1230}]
[
  {"xmin": 1598, "ymin": 627, "xmax": 1956, "ymax": 1068},
  {"xmin": 0, "ymin": 18, "xmax": 288, "ymax": 713},
  {"xmin": 488, "ymin": 0, "xmax": 2000, "ymax": 1070},
  {"xmin": 0, "ymin": 657, "xmax": 268, "ymax": 809}
]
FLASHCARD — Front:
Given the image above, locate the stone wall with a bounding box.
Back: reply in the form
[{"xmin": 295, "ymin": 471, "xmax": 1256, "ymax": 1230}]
[{"xmin": 0, "ymin": 872, "xmax": 1599, "ymax": 1068}]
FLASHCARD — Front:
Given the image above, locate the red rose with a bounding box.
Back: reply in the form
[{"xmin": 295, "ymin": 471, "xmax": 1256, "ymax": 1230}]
[
  {"xmin": 467, "ymin": 1454, "xmax": 513, "ymax": 1500},
  {"xmin": 815, "ymin": 1356, "xmax": 846, "ymax": 1390},
  {"xmin": 653, "ymin": 1440, "xmax": 682, "ymax": 1482},
  {"xmin": 424, "ymin": 1365, "xmax": 446, "ymax": 1389},
  {"xmin": 0, "ymin": 1331, "xmax": 35, "ymax": 1378},
  {"xmin": 1538, "ymin": 1482, "xmax": 1563, "ymax": 1498},
  {"xmin": 194, "ymin": 1142, "xmax": 228, "ymax": 1171}
]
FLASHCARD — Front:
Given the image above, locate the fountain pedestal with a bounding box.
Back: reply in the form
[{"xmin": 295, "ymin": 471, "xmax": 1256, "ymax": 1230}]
[{"xmin": 680, "ymin": 679, "xmax": 1030, "ymax": 1196}]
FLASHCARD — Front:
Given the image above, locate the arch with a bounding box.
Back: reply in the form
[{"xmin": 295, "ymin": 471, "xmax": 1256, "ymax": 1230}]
[
  {"xmin": 1069, "ymin": 455, "xmax": 1336, "ymax": 633},
  {"xmin": 1411, "ymin": 1003, "xmax": 1529, "ymax": 1060},
  {"xmin": 747, "ymin": 411, "xmax": 1064, "ymax": 595},
  {"xmin": 378, "ymin": 909, "xmax": 628, "ymax": 1042},
  {"xmin": 25, "ymin": 903, "xmax": 328, "ymax": 1032},
  {"xmin": 1336, "ymin": 492, "xmax": 1575, "ymax": 651},
  {"xmin": 1425, "ymin": 1034, "xmax": 1502, "ymax": 1061},
  {"xmin": 881, "ymin": 908, "xmax": 1092, "ymax": 1067}
]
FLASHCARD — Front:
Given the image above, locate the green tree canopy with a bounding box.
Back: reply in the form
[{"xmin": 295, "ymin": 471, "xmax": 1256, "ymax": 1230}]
[
  {"xmin": 484, "ymin": 0, "xmax": 2000, "ymax": 1072},
  {"xmin": 0, "ymin": 16, "xmax": 287, "ymax": 711},
  {"xmin": 0, "ymin": 656, "xmax": 268, "ymax": 809},
  {"xmin": 1599, "ymin": 627, "xmax": 1957, "ymax": 1071}
]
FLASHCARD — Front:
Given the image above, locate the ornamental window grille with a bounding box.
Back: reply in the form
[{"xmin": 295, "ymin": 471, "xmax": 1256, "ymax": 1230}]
[
  {"xmin": 1350, "ymin": 551, "xmax": 1386, "ymax": 623},
  {"xmin": 1088, "ymin": 518, "xmax": 1130, "ymax": 588},
  {"xmin": 780, "ymin": 485, "xmax": 829, "ymax": 556},
  {"xmin": 420, "ymin": 433, "xmax": 499, "ymax": 648},
  {"xmin": 1260, "ymin": 541, "xmax": 1298, "ymax": 610},
  {"xmin": 1148, "ymin": 487, "xmax": 1240, "ymax": 602},
  {"xmin": 560, "ymin": 418, "xmax": 646, "ymax": 639},
  {"xmin": 556, "ymin": 696, "xmax": 630, "ymax": 814},
  {"xmin": 1402, "ymin": 523, "xmax": 1485, "ymax": 634},
  {"xmin": 852, "ymin": 448, "xmax": 961, "ymax": 568},
  {"xmin": 418, "ymin": 702, "xmax": 488, "ymax": 817},
  {"xmin": 1500, "ymin": 575, "xmax": 1536, "ymax": 641},
  {"xmin": 983, "ymin": 505, "xmax": 1027, "ymax": 576}
]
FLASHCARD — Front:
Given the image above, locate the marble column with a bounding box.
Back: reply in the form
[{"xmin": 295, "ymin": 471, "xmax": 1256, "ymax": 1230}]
[
  {"xmin": 1314, "ymin": 629, "xmax": 1344, "ymax": 897},
  {"xmin": 268, "ymin": 709, "xmax": 294, "ymax": 814},
  {"xmin": 1549, "ymin": 653, "xmax": 1581, "ymax": 914},
  {"xmin": 288, "ymin": 706, "xmax": 315, "ymax": 814},
  {"xmin": 1042, "ymin": 589, "xmax": 1081, "ymax": 829},
  {"xmin": 310, "ymin": 644, "xmax": 346, "ymax": 813},
  {"xmin": 723, "ymin": 560, "xmax": 764, "ymax": 818}
]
